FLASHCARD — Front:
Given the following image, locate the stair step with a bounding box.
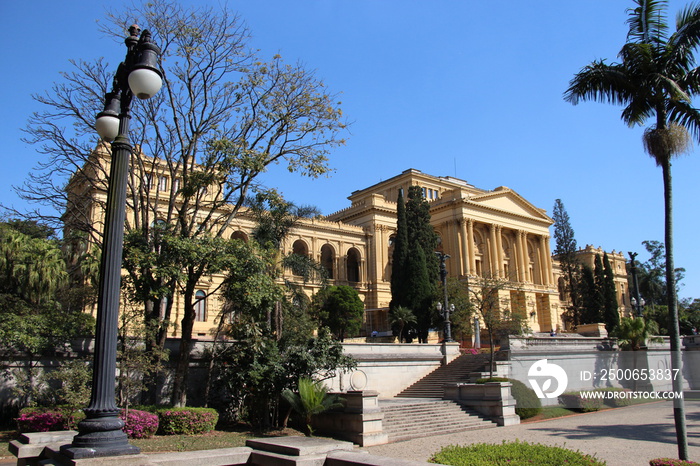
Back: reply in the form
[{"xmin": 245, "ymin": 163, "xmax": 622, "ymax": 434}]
[
  {"xmin": 380, "ymin": 399, "xmax": 496, "ymax": 443},
  {"xmin": 388, "ymin": 423, "xmax": 494, "ymax": 443}
]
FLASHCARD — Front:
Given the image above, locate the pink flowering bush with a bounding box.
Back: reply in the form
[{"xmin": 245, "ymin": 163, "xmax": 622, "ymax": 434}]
[
  {"xmin": 157, "ymin": 407, "xmax": 218, "ymax": 435},
  {"xmin": 119, "ymin": 409, "xmax": 159, "ymax": 439},
  {"xmin": 16, "ymin": 407, "xmax": 85, "ymax": 432}
]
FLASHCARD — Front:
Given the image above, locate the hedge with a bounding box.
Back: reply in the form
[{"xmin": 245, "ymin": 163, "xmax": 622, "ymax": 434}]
[
  {"xmin": 156, "ymin": 407, "xmax": 219, "ymax": 435},
  {"xmin": 120, "ymin": 409, "xmax": 159, "ymax": 439},
  {"xmin": 429, "ymin": 440, "xmax": 606, "ymax": 465},
  {"xmin": 558, "ymin": 391, "xmax": 604, "ymax": 412},
  {"xmin": 16, "ymin": 406, "xmax": 85, "ymax": 432}
]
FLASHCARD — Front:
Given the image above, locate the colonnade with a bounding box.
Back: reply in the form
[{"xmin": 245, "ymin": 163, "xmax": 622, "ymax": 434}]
[{"xmin": 439, "ymin": 218, "xmax": 555, "ymax": 286}]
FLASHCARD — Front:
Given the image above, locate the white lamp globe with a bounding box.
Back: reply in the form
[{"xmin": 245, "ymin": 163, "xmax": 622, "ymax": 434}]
[
  {"xmin": 96, "ymin": 114, "xmax": 120, "ymax": 142},
  {"xmin": 128, "ymin": 68, "xmax": 163, "ymax": 100}
]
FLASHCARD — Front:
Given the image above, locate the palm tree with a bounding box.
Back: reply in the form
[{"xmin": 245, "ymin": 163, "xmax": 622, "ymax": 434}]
[
  {"xmin": 614, "ymin": 317, "xmax": 662, "ymax": 350},
  {"xmin": 563, "ymin": 1, "xmax": 700, "ymax": 459},
  {"xmin": 281, "ymin": 376, "xmax": 343, "ymax": 436},
  {"xmin": 389, "ymin": 306, "xmax": 417, "ymax": 343}
]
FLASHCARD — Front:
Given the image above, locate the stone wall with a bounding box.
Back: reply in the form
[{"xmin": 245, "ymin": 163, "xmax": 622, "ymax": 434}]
[{"xmin": 324, "ymin": 343, "xmax": 461, "ymax": 398}]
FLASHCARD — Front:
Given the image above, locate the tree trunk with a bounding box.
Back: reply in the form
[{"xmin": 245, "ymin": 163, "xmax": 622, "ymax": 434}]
[
  {"xmin": 662, "ymin": 159, "xmax": 689, "ymax": 460},
  {"xmin": 171, "ymin": 285, "xmax": 196, "ymax": 407}
]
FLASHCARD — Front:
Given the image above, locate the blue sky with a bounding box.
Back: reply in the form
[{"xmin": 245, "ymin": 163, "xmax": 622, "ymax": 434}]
[{"xmin": 2, "ymin": 0, "xmax": 699, "ymax": 300}]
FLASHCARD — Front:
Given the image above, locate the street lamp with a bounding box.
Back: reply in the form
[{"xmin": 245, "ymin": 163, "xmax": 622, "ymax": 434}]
[
  {"xmin": 436, "ymin": 301, "xmax": 455, "ymax": 343},
  {"xmin": 631, "ymin": 296, "xmax": 646, "ymax": 318},
  {"xmin": 628, "ymin": 252, "xmax": 645, "ymax": 318},
  {"xmin": 62, "ymin": 25, "xmax": 162, "ymax": 460},
  {"xmin": 435, "ymin": 252, "xmax": 453, "ymax": 342}
]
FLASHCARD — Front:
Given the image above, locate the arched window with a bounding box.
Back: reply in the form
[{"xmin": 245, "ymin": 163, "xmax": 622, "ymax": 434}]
[
  {"xmin": 292, "ymin": 240, "xmax": 309, "ymax": 276},
  {"xmin": 347, "ymin": 248, "xmax": 361, "ymax": 283},
  {"xmin": 502, "ymin": 234, "xmax": 512, "ymax": 280},
  {"xmin": 159, "ymin": 296, "xmax": 169, "ymax": 320},
  {"xmin": 231, "ymin": 230, "xmax": 248, "ymax": 242},
  {"xmin": 195, "ymin": 290, "xmax": 207, "ymax": 322},
  {"xmin": 321, "ymin": 244, "xmax": 335, "ymax": 279}
]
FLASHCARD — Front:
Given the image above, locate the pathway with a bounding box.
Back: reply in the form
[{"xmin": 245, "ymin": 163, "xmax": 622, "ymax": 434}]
[{"xmin": 364, "ymin": 400, "xmax": 700, "ymax": 465}]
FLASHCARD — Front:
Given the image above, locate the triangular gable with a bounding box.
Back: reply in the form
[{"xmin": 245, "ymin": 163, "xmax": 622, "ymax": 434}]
[{"xmin": 467, "ymin": 188, "xmax": 552, "ymax": 222}]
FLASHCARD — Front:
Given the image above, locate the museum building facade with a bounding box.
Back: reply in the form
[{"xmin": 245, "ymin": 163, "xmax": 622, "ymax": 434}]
[{"xmin": 66, "ymin": 149, "xmax": 630, "ymax": 340}]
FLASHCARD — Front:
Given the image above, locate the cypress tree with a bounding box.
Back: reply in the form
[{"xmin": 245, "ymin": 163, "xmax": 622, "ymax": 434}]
[
  {"xmin": 390, "ymin": 189, "xmax": 409, "ymax": 310},
  {"xmin": 580, "ymin": 264, "xmax": 602, "ymax": 324},
  {"xmin": 552, "ymin": 199, "xmax": 583, "ymax": 324},
  {"xmin": 602, "ymin": 252, "xmax": 620, "ymax": 332},
  {"xmin": 593, "ymin": 255, "xmax": 607, "ymax": 326},
  {"xmin": 406, "ymin": 186, "xmax": 439, "ymax": 286},
  {"xmin": 390, "ymin": 185, "xmax": 438, "ymax": 342}
]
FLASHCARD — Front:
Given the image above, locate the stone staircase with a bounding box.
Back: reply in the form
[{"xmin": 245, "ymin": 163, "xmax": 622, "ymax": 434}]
[
  {"xmin": 380, "ymin": 398, "xmax": 497, "ymax": 443},
  {"xmin": 396, "ymin": 353, "xmax": 490, "ymax": 398}
]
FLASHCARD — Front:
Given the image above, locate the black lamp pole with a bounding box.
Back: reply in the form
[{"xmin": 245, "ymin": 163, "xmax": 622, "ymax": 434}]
[
  {"xmin": 435, "ymin": 252, "xmax": 453, "ymax": 342},
  {"xmin": 62, "ymin": 25, "xmax": 162, "ymax": 459},
  {"xmin": 628, "ymin": 251, "xmax": 645, "ymax": 318}
]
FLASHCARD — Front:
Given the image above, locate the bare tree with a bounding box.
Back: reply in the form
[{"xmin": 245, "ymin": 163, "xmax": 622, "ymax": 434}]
[{"xmin": 15, "ymin": 0, "xmax": 347, "ymax": 406}]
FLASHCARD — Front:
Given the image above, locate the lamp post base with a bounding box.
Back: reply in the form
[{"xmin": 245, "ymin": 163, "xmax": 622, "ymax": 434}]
[{"xmin": 61, "ymin": 416, "xmax": 140, "ymax": 459}]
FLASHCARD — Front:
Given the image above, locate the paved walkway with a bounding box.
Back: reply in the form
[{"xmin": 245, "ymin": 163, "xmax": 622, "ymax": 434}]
[{"xmin": 363, "ymin": 400, "xmax": 700, "ymax": 465}]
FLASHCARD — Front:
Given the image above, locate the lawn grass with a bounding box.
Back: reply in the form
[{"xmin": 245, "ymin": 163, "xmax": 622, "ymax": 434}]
[{"xmin": 0, "ymin": 425, "xmax": 304, "ymax": 460}]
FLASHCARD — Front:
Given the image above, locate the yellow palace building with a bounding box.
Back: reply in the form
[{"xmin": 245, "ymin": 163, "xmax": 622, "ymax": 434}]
[{"xmin": 66, "ymin": 149, "xmax": 630, "ymax": 340}]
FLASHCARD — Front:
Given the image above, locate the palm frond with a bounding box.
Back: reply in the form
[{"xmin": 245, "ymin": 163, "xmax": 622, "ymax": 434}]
[
  {"xmin": 672, "ymin": 2, "xmax": 700, "ymax": 57},
  {"xmin": 667, "ymin": 98, "xmax": 700, "ymax": 142},
  {"xmin": 626, "ymin": 0, "xmax": 669, "ymax": 44},
  {"xmin": 564, "ymin": 60, "xmax": 634, "ymax": 106}
]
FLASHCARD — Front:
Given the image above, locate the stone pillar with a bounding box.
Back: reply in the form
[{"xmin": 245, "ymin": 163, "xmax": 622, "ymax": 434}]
[
  {"xmin": 467, "ymin": 219, "xmax": 476, "ymax": 274},
  {"xmin": 489, "ymin": 224, "xmax": 498, "ymax": 278},
  {"xmin": 544, "ymin": 236, "xmax": 555, "ymax": 285},
  {"xmin": 460, "ymin": 219, "xmax": 469, "ymax": 275},
  {"xmin": 538, "ymin": 236, "xmax": 548, "ymax": 286},
  {"xmin": 496, "ymin": 226, "xmax": 504, "ymax": 278},
  {"xmin": 518, "ymin": 231, "xmax": 529, "ymax": 282}
]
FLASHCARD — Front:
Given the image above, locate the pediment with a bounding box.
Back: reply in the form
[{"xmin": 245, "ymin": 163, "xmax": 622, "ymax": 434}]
[{"xmin": 467, "ymin": 187, "xmax": 551, "ymax": 222}]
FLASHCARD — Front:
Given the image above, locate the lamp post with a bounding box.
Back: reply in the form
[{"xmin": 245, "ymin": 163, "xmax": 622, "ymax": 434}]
[
  {"xmin": 435, "ymin": 252, "xmax": 453, "ymax": 342},
  {"xmin": 62, "ymin": 25, "xmax": 162, "ymax": 460},
  {"xmin": 628, "ymin": 252, "xmax": 645, "ymax": 318}
]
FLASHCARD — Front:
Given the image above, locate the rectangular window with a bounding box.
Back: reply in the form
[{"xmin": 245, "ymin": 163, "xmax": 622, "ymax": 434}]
[{"xmin": 158, "ymin": 176, "xmax": 168, "ymax": 191}]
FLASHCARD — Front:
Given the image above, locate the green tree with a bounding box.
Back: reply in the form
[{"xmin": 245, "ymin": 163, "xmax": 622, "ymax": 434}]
[
  {"xmin": 282, "ymin": 376, "xmax": 343, "ymax": 436},
  {"xmin": 17, "ymin": 0, "xmax": 346, "ymax": 407},
  {"xmin": 247, "ymin": 190, "xmax": 327, "ymax": 338},
  {"xmin": 390, "ymin": 189, "xmax": 408, "ymax": 310},
  {"xmin": 314, "ymin": 285, "xmax": 364, "ymax": 341},
  {"xmin": 552, "ymin": 199, "xmax": 583, "ymax": 325},
  {"xmin": 389, "ymin": 306, "xmax": 417, "ymax": 343},
  {"xmin": 564, "ymin": 1, "xmax": 700, "ymax": 457},
  {"xmin": 636, "ymin": 240, "xmax": 685, "ymax": 306},
  {"xmin": 403, "ymin": 186, "xmax": 439, "ymax": 342},
  {"xmin": 614, "ymin": 317, "xmax": 661, "ymax": 351},
  {"xmin": 602, "ymin": 252, "xmax": 620, "ymax": 332},
  {"xmin": 580, "ymin": 264, "xmax": 603, "ymax": 324},
  {"xmin": 469, "ymin": 276, "xmax": 526, "ymax": 378}
]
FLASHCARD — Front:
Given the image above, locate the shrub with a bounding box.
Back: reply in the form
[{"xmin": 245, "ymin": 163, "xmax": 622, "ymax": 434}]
[
  {"xmin": 16, "ymin": 406, "xmax": 85, "ymax": 432},
  {"xmin": 598, "ymin": 387, "xmax": 632, "ymax": 408},
  {"xmin": 157, "ymin": 407, "xmax": 219, "ymax": 435},
  {"xmin": 120, "ymin": 409, "xmax": 159, "ymax": 439},
  {"xmin": 650, "ymin": 460, "xmax": 699, "ymax": 466},
  {"xmin": 429, "ymin": 440, "xmax": 606, "ymax": 465},
  {"xmin": 559, "ymin": 391, "xmax": 604, "ymax": 412},
  {"xmin": 475, "ymin": 378, "xmax": 542, "ymax": 420}
]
